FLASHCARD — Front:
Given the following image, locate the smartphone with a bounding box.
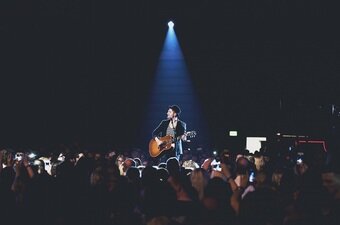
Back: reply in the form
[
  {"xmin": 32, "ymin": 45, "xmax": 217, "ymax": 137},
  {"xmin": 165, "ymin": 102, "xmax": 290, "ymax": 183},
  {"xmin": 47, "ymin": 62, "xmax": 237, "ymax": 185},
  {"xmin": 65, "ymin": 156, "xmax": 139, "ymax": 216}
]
[
  {"xmin": 249, "ymin": 171, "xmax": 255, "ymax": 182},
  {"xmin": 214, "ymin": 165, "xmax": 222, "ymax": 171},
  {"xmin": 15, "ymin": 152, "xmax": 24, "ymax": 161},
  {"xmin": 296, "ymin": 152, "xmax": 304, "ymax": 164},
  {"xmin": 296, "ymin": 158, "xmax": 303, "ymax": 164},
  {"xmin": 212, "ymin": 161, "xmax": 222, "ymax": 171}
]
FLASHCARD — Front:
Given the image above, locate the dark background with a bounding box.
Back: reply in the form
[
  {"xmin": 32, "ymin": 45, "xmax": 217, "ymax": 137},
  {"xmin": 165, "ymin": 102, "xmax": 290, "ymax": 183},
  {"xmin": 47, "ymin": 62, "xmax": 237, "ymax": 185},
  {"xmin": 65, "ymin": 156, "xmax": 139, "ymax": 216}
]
[{"xmin": 1, "ymin": 0, "xmax": 340, "ymax": 150}]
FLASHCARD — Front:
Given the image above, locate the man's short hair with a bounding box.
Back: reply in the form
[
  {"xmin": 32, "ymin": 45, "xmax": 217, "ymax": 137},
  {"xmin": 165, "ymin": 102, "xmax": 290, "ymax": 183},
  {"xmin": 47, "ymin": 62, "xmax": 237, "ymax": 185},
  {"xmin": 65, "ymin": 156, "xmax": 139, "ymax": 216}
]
[{"xmin": 169, "ymin": 105, "xmax": 181, "ymax": 115}]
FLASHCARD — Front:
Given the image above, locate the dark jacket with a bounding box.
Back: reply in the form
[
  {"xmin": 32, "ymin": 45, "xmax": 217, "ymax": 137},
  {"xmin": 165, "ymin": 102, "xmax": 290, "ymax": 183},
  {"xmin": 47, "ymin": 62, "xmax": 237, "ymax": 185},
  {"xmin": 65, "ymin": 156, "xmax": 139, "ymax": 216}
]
[{"xmin": 152, "ymin": 119, "xmax": 186, "ymax": 156}]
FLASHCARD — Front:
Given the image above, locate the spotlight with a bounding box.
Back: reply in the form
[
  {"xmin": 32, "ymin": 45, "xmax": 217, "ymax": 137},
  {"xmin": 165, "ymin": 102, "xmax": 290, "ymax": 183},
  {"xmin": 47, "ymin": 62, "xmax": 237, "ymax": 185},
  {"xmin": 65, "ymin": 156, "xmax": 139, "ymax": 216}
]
[{"xmin": 168, "ymin": 21, "xmax": 174, "ymax": 28}]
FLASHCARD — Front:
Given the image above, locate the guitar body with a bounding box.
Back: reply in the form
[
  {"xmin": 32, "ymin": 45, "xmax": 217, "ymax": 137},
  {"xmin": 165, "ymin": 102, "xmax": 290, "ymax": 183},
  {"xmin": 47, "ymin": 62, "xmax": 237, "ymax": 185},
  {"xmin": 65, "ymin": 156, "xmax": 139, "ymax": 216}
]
[
  {"xmin": 149, "ymin": 131, "xmax": 197, "ymax": 158},
  {"xmin": 149, "ymin": 135, "xmax": 174, "ymax": 158}
]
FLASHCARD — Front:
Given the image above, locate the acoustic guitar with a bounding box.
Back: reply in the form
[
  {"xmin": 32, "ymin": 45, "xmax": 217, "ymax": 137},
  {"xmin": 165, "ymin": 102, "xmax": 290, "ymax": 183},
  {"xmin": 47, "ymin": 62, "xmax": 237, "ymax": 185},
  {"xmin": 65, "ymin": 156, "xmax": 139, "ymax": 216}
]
[{"xmin": 149, "ymin": 131, "xmax": 196, "ymax": 158}]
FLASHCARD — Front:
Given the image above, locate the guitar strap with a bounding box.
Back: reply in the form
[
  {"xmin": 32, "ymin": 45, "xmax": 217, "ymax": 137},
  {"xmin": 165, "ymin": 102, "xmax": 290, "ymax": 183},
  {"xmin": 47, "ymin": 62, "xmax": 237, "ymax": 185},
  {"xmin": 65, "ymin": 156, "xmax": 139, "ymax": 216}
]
[{"xmin": 171, "ymin": 119, "xmax": 177, "ymax": 137}]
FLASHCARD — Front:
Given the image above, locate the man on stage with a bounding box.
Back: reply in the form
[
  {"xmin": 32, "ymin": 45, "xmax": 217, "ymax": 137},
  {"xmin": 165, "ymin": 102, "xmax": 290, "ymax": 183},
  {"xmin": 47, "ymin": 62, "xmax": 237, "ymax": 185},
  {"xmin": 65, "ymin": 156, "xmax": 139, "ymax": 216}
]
[{"xmin": 152, "ymin": 105, "xmax": 187, "ymax": 162}]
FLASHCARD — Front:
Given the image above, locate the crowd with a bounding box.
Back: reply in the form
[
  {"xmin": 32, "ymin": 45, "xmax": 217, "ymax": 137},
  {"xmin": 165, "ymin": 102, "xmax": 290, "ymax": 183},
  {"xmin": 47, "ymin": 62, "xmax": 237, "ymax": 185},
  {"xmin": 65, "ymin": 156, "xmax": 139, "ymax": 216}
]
[{"xmin": 0, "ymin": 144, "xmax": 339, "ymax": 225}]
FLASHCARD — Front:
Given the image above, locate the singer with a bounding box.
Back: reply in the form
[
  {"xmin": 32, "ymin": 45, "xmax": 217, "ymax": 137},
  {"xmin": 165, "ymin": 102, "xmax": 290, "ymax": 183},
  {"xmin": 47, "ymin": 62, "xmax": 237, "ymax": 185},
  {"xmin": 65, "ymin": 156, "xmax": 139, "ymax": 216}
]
[{"xmin": 152, "ymin": 105, "xmax": 187, "ymax": 162}]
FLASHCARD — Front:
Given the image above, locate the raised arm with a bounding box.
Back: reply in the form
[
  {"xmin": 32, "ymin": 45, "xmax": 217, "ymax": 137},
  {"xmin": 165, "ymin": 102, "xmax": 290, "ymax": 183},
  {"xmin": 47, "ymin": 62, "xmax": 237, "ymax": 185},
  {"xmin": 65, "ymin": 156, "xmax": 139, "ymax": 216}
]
[
  {"xmin": 221, "ymin": 162, "xmax": 247, "ymax": 215},
  {"xmin": 23, "ymin": 154, "xmax": 35, "ymax": 178}
]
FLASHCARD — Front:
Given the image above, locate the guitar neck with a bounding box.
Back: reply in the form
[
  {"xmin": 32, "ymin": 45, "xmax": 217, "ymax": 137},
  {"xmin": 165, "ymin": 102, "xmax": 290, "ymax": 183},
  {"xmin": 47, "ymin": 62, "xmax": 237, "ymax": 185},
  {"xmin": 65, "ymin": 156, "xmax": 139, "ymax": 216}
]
[{"xmin": 178, "ymin": 131, "xmax": 196, "ymax": 140}]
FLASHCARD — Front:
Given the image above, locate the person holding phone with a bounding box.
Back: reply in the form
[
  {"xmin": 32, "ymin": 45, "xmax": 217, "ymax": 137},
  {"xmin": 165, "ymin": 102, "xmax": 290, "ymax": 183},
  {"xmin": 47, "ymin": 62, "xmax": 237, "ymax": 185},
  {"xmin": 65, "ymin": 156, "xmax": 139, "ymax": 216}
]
[
  {"xmin": 295, "ymin": 152, "xmax": 308, "ymax": 176},
  {"xmin": 233, "ymin": 156, "xmax": 256, "ymax": 198}
]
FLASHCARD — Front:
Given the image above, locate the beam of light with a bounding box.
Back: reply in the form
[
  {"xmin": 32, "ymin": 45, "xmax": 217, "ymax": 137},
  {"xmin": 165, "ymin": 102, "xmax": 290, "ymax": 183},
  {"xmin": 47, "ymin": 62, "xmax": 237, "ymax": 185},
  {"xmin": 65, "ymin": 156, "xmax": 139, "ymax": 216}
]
[{"xmin": 138, "ymin": 22, "xmax": 209, "ymax": 150}]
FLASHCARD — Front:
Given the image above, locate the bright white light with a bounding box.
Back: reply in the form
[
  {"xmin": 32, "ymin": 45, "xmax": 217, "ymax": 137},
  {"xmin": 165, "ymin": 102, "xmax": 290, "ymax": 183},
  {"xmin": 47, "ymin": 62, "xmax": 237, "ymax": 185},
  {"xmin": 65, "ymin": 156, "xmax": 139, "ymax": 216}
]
[
  {"xmin": 28, "ymin": 153, "xmax": 36, "ymax": 159},
  {"xmin": 39, "ymin": 157, "xmax": 52, "ymax": 175},
  {"xmin": 229, "ymin": 131, "xmax": 238, "ymax": 136},
  {"xmin": 58, "ymin": 153, "xmax": 65, "ymax": 162},
  {"xmin": 168, "ymin": 21, "xmax": 174, "ymax": 28},
  {"xmin": 246, "ymin": 137, "xmax": 267, "ymax": 154}
]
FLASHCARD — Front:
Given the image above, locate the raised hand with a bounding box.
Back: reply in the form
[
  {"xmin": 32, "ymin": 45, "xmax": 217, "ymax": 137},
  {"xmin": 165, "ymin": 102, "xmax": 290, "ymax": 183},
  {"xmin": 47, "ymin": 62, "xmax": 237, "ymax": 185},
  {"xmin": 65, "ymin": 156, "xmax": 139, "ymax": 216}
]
[
  {"xmin": 14, "ymin": 160, "xmax": 21, "ymax": 176},
  {"xmin": 7, "ymin": 153, "xmax": 14, "ymax": 167},
  {"xmin": 23, "ymin": 154, "xmax": 35, "ymax": 178},
  {"xmin": 23, "ymin": 154, "xmax": 30, "ymax": 168}
]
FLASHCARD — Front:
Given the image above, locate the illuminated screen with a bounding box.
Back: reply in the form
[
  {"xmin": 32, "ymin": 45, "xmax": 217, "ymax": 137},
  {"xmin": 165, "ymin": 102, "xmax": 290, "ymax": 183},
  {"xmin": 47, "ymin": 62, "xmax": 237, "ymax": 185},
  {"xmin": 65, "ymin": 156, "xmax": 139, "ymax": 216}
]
[{"xmin": 246, "ymin": 137, "xmax": 266, "ymax": 154}]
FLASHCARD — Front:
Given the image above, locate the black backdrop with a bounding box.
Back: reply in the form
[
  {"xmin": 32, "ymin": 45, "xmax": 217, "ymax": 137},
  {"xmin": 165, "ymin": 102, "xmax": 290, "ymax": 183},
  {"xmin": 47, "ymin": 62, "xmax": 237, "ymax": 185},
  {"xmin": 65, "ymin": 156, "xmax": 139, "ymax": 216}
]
[{"xmin": 1, "ymin": 0, "xmax": 339, "ymax": 149}]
